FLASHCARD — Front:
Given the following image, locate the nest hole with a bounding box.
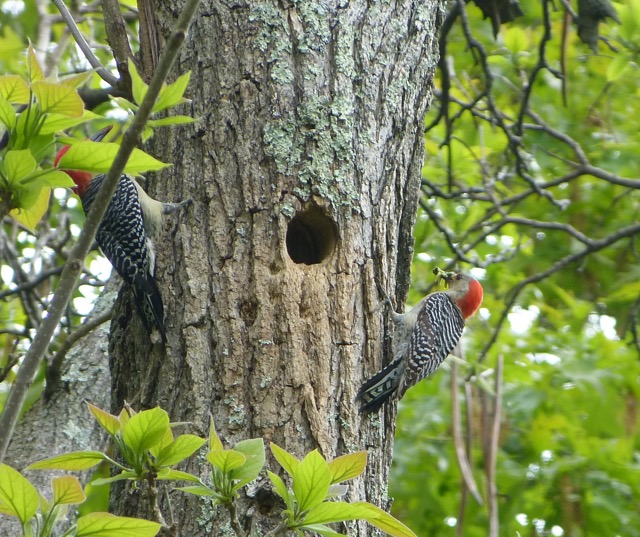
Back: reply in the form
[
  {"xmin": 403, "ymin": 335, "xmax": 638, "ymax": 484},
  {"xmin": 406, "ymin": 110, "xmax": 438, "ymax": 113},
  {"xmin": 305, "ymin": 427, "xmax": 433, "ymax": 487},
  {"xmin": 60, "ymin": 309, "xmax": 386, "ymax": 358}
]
[{"xmin": 286, "ymin": 206, "xmax": 337, "ymax": 265}]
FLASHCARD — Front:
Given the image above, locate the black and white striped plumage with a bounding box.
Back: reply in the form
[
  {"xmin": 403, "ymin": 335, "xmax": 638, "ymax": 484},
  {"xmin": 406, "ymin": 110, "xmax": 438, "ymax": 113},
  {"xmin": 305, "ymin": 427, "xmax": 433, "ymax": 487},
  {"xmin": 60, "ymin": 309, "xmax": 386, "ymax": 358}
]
[
  {"xmin": 82, "ymin": 173, "xmax": 167, "ymax": 343},
  {"xmin": 357, "ymin": 272, "xmax": 482, "ymax": 413}
]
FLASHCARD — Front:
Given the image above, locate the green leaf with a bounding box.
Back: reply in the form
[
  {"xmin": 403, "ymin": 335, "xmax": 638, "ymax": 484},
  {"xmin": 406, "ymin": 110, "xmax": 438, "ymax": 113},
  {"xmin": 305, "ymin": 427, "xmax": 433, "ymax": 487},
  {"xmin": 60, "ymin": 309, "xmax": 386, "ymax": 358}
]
[
  {"xmin": 52, "ymin": 476, "xmax": 86, "ymax": 505},
  {"xmin": 154, "ymin": 469, "xmax": 201, "ymax": 483},
  {"xmin": 298, "ymin": 524, "xmax": 348, "ymax": 537},
  {"xmin": 155, "ymin": 434, "xmax": 206, "ymax": 467},
  {"xmin": 148, "ymin": 427, "xmax": 174, "ymax": 460},
  {"xmin": 230, "ymin": 438, "xmax": 265, "ymax": 490},
  {"xmin": 4, "ymin": 149, "xmax": 36, "ymax": 184},
  {"xmin": 153, "ymin": 71, "xmax": 191, "ymax": 112},
  {"xmin": 27, "ymin": 46, "xmax": 45, "ymax": 83},
  {"xmin": 0, "ymin": 96, "xmax": 16, "ymax": 129},
  {"xmin": 0, "ymin": 75, "xmax": 30, "ymax": 104},
  {"xmin": 31, "ymin": 81, "xmax": 84, "ymax": 117},
  {"xmin": 292, "ymin": 450, "xmax": 332, "ymax": 512},
  {"xmin": 9, "ymin": 186, "xmax": 50, "ymax": 230},
  {"xmin": 328, "ymin": 451, "xmax": 367, "ymax": 484},
  {"xmin": 303, "ymin": 501, "xmax": 371, "ymax": 525},
  {"xmin": 0, "ymin": 464, "xmax": 39, "ymax": 524},
  {"xmin": 39, "ymin": 110, "xmax": 99, "ymax": 134},
  {"xmin": 122, "ymin": 407, "xmax": 170, "ymax": 454},
  {"xmin": 75, "ymin": 512, "xmax": 161, "ymax": 537},
  {"xmin": 36, "ymin": 169, "xmax": 75, "ymax": 189},
  {"xmin": 56, "ymin": 141, "xmax": 169, "ymax": 174},
  {"xmin": 129, "ymin": 61, "xmax": 147, "ymax": 106},
  {"xmin": 92, "ymin": 471, "xmax": 137, "ymax": 486},
  {"xmin": 209, "ymin": 415, "xmax": 223, "ymax": 452},
  {"xmin": 351, "ymin": 502, "xmax": 418, "ymax": 537},
  {"xmin": 206, "ymin": 450, "xmax": 246, "ymax": 473},
  {"xmin": 87, "ymin": 403, "xmax": 121, "ymax": 436},
  {"xmin": 267, "ymin": 471, "xmax": 292, "ymax": 509},
  {"xmin": 175, "ymin": 485, "xmax": 219, "ymax": 497},
  {"xmin": 28, "ymin": 451, "xmax": 107, "ymax": 471},
  {"xmin": 147, "ymin": 116, "xmax": 195, "ymax": 127},
  {"xmin": 270, "ymin": 442, "xmax": 299, "ymax": 476}
]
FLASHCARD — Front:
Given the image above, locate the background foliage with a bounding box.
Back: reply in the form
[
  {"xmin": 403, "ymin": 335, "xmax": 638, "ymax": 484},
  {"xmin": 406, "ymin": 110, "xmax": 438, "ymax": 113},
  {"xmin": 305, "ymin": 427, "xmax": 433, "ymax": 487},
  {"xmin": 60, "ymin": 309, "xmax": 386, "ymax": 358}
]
[
  {"xmin": 0, "ymin": 0, "xmax": 638, "ymax": 536},
  {"xmin": 392, "ymin": 1, "xmax": 640, "ymax": 536}
]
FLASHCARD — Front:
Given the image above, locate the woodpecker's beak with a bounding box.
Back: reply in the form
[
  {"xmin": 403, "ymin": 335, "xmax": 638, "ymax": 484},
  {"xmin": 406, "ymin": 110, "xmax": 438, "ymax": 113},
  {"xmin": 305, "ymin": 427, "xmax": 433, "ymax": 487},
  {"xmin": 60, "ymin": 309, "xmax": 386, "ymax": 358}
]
[
  {"xmin": 433, "ymin": 267, "xmax": 456, "ymax": 285},
  {"xmin": 90, "ymin": 125, "xmax": 114, "ymax": 143}
]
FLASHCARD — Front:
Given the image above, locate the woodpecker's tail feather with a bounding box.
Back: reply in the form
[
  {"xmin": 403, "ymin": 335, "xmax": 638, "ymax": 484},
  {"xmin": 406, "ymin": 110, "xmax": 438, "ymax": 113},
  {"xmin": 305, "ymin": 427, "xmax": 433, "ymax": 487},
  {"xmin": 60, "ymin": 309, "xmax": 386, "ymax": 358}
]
[
  {"xmin": 132, "ymin": 278, "xmax": 167, "ymax": 343},
  {"xmin": 356, "ymin": 357, "xmax": 404, "ymax": 413}
]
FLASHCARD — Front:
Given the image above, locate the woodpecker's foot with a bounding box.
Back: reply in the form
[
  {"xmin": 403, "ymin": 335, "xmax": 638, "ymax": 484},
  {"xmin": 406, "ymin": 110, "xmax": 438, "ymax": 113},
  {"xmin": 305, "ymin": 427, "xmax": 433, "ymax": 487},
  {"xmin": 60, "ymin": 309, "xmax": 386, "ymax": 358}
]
[
  {"xmin": 162, "ymin": 198, "xmax": 193, "ymax": 214},
  {"xmin": 373, "ymin": 280, "xmax": 396, "ymax": 314}
]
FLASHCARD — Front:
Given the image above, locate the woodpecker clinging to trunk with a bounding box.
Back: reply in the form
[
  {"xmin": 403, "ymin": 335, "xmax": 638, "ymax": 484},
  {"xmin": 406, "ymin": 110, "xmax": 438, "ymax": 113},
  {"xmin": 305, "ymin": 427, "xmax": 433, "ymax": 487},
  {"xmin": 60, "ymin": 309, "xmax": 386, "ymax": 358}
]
[
  {"xmin": 357, "ymin": 267, "xmax": 484, "ymax": 413},
  {"xmin": 55, "ymin": 128, "xmax": 191, "ymax": 343}
]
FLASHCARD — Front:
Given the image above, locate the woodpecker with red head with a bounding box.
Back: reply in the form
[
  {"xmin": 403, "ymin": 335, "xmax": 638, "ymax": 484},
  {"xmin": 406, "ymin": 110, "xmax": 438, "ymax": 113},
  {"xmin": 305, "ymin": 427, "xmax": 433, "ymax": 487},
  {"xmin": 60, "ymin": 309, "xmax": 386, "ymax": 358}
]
[
  {"xmin": 55, "ymin": 128, "xmax": 190, "ymax": 343},
  {"xmin": 357, "ymin": 267, "xmax": 484, "ymax": 412}
]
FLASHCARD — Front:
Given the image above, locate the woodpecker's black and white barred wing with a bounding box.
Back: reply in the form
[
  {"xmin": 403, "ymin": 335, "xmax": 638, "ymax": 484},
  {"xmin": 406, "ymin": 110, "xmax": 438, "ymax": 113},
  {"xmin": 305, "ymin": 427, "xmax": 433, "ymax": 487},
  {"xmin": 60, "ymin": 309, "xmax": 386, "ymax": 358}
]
[
  {"xmin": 82, "ymin": 174, "xmax": 166, "ymax": 342},
  {"xmin": 399, "ymin": 292, "xmax": 464, "ymax": 396}
]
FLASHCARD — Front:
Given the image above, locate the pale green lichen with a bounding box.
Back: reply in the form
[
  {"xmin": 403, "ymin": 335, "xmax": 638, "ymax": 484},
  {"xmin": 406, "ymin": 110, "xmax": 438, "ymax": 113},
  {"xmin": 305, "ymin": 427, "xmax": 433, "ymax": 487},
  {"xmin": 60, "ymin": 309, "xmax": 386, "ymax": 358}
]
[{"xmin": 249, "ymin": 3, "xmax": 293, "ymax": 84}]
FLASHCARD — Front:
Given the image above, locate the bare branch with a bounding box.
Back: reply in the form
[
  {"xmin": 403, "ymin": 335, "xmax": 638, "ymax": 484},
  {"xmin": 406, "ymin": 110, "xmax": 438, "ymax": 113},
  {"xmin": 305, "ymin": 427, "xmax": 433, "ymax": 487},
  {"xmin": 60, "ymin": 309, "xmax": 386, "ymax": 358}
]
[{"xmin": 51, "ymin": 0, "xmax": 120, "ymax": 87}]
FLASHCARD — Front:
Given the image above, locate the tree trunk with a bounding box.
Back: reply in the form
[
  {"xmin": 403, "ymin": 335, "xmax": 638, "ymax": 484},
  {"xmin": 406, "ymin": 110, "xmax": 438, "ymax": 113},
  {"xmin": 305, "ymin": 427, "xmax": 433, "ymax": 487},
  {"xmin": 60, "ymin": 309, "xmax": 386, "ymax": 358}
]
[{"xmin": 109, "ymin": 1, "xmax": 444, "ymax": 534}]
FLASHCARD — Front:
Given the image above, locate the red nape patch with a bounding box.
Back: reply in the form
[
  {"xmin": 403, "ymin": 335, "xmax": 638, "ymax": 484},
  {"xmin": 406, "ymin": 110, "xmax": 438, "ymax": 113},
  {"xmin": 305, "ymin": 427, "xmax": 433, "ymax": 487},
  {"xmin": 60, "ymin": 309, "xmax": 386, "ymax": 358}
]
[
  {"xmin": 457, "ymin": 278, "xmax": 484, "ymax": 319},
  {"xmin": 55, "ymin": 145, "xmax": 91, "ymax": 196}
]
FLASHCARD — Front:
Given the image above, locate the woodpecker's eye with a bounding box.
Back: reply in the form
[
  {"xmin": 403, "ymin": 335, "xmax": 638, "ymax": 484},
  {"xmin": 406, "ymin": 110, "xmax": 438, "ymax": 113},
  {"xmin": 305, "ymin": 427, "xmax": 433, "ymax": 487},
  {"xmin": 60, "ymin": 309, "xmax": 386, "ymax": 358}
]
[{"xmin": 456, "ymin": 274, "xmax": 463, "ymax": 280}]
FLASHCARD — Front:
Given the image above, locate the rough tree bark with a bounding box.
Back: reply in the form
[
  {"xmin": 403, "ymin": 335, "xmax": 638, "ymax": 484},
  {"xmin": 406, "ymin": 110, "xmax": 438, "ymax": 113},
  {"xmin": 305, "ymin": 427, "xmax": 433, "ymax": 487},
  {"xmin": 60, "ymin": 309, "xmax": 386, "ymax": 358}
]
[{"xmin": 109, "ymin": 1, "xmax": 444, "ymax": 534}]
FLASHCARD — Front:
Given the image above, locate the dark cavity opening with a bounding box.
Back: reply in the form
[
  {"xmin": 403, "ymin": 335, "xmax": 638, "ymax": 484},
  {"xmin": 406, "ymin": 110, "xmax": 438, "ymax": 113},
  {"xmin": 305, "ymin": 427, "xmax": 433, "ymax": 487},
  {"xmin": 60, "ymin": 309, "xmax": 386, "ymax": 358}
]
[{"xmin": 286, "ymin": 205, "xmax": 337, "ymax": 265}]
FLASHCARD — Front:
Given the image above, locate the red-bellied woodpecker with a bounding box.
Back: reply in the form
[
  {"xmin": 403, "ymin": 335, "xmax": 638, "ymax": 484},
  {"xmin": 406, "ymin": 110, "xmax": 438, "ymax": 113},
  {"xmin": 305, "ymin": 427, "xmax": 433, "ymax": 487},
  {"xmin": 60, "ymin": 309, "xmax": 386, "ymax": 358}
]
[
  {"xmin": 54, "ymin": 129, "xmax": 191, "ymax": 343},
  {"xmin": 357, "ymin": 267, "xmax": 484, "ymax": 412}
]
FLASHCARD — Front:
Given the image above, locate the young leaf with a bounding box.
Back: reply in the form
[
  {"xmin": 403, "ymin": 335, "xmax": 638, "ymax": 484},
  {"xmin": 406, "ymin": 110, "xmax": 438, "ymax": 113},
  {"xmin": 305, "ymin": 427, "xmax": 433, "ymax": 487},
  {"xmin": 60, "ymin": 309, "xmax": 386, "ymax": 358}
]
[
  {"xmin": 351, "ymin": 502, "xmax": 418, "ymax": 537},
  {"xmin": 267, "ymin": 471, "xmax": 291, "ymax": 509},
  {"xmin": 0, "ymin": 464, "xmax": 39, "ymax": 524},
  {"xmin": 209, "ymin": 415, "xmax": 223, "ymax": 452},
  {"xmin": 52, "ymin": 476, "xmax": 86, "ymax": 505},
  {"xmin": 148, "ymin": 427, "xmax": 174, "ymax": 460},
  {"xmin": 328, "ymin": 451, "xmax": 367, "ymax": 484},
  {"xmin": 154, "ymin": 469, "xmax": 201, "ymax": 483},
  {"xmin": 175, "ymin": 485, "xmax": 220, "ymax": 498},
  {"xmin": 230, "ymin": 438, "xmax": 265, "ymax": 490},
  {"xmin": 298, "ymin": 524, "xmax": 348, "ymax": 537},
  {"xmin": 31, "ymin": 81, "xmax": 84, "ymax": 117},
  {"xmin": 87, "ymin": 403, "xmax": 122, "ymax": 436},
  {"xmin": 270, "ymin": 442, "xmax": 299, "ymax": 476},
  {"xmin": 37, "ymin": 170, "xmax": 76, "ymax": 189},
  {"xmin": 0, "ymin": 75, "xmax": 30, "ymax": 103},
  {"xmin": 75, "ymin": 512, "xmax": 161, "ymax": 537},
  {"xmin": 0, "ymin": 96, "xmax": 16, "ymax": 129},
  {"xmin": 154, "ymin": 434, "xmax": 206, "ymax": 467},
  {"xmin": 129, "ymin": 61, "xmax": 148, "ymax": 106},
  {"xmin": 147, "ymin": 116, "xmax": 195, "ymax": 128},
  {"xmin": 9, "ymin": 186, "xmax": 49, "ymax": 230},
  {"xmin": 91, "ymin": 471, "xmax": 137, "ymax": 486},
  {"xmin": 206, "ymin": 449, "xmax": 246, "ymax": 474},
  {"xmin": 27, "ymin": 46, "xmax": 45, "ymax": 83},
  {"xmin": 303, "ymin": 501, "xmax": 371, "ymax": 525},
  {"xmin": 292, "ymin": 450, "xmax": 332, "ymax": 512},
  {"xmin": 56, "ymin": 141, "xmax": 169, "ymax": 175},
  {"xmin": 28, "ymin": 451, "xmax": 107, "ymax": 471},
  {"xmin": 4, "ymin": 149, "xmax": 36, "ymax": 185},
  {"xmin": 153, "ymin": 71, "xmax": 191, "ymax": 112},
  {"xmin": 122, "ymin": 407, "xmax": 170, "ymax": 454}
]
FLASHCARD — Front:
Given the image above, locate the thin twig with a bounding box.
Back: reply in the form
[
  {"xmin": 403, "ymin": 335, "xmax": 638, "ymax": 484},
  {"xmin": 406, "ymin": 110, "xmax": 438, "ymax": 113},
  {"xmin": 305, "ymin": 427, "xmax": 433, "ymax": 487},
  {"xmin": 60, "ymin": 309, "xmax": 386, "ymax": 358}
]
[
  {"xmin": 0, "ymin": 0, "xmax": 202, "ymax": 462},
  {"xmin": 451, "ymin": 359, "xmax": 483, "ymax": 505},
  {"xmin": 226, "ymin": 501, "xmax": 246, "ymax": 537},
  {"xmin": 487, "ymin": 355, "xmax": 503, "ymax": 537},
  {"xmin": 51, "ymin": 0, "xmax": 120, "ymax": 87}
]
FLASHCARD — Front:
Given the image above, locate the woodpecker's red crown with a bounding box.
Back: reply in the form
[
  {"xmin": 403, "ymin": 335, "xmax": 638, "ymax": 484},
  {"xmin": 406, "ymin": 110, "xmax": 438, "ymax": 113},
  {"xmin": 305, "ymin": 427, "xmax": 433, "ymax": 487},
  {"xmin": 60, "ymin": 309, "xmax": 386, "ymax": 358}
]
[{"xmin": 439, "ymin": 270, "xmax": 483, "ymax": 319}]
